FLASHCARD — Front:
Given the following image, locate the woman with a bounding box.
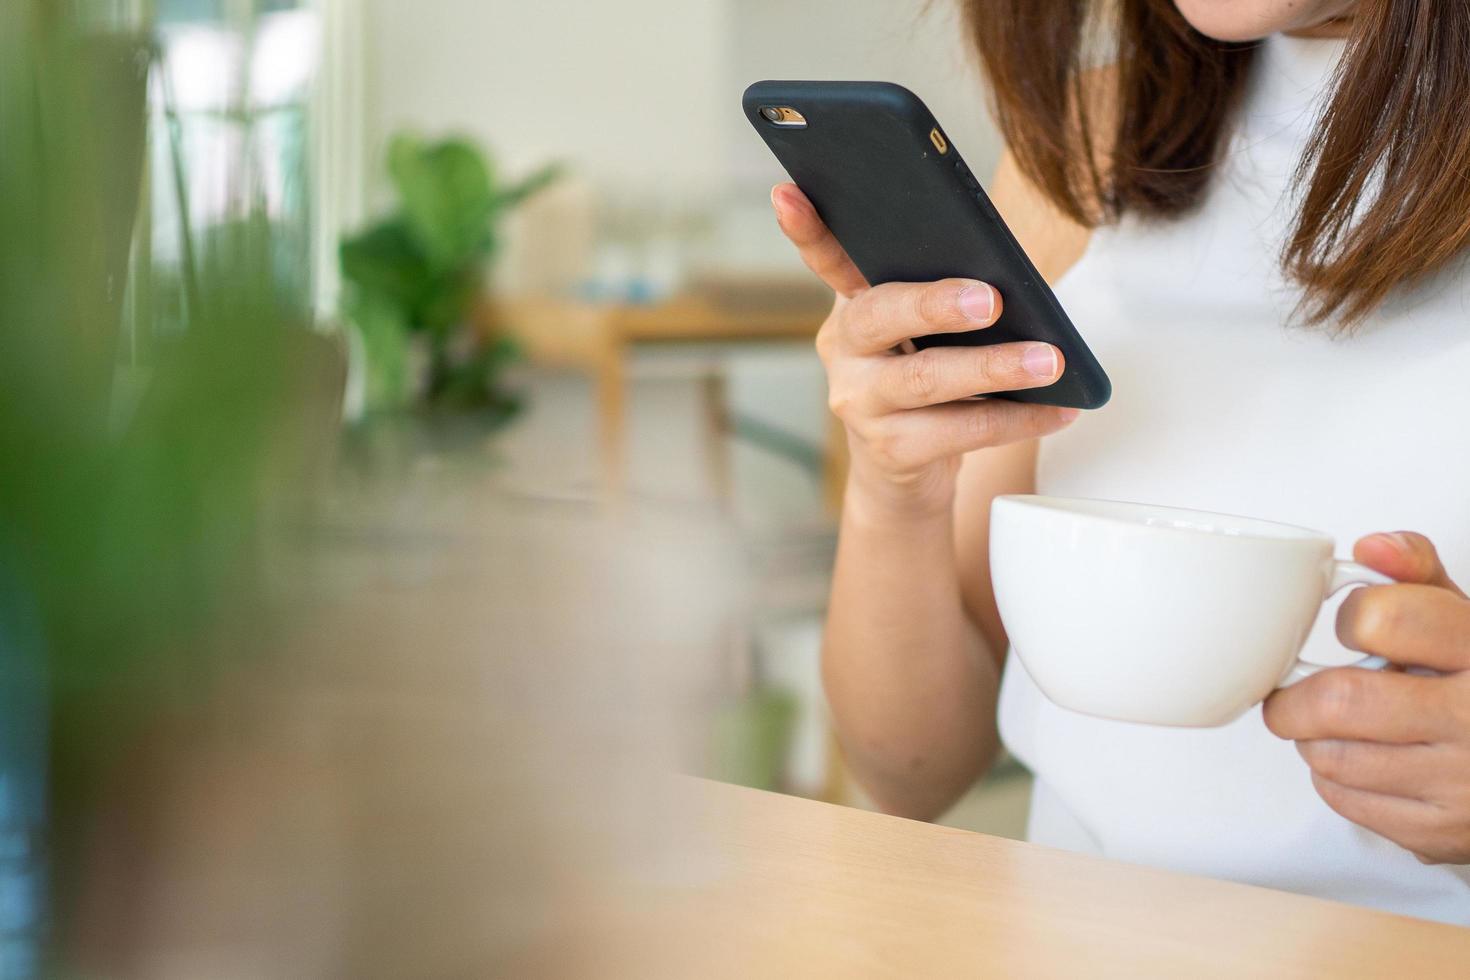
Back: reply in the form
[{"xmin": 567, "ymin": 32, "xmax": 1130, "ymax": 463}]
[{"xmin": 771, "ymin": 0, "xmax": 1470, "ymax": 924}]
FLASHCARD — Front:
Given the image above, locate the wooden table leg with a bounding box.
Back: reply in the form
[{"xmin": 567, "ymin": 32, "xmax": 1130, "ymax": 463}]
[
  {"xmin": 821, "ymin": 726, "xmax": 850, "ymax": 806},
  {"xmin": 699, "ymin": 369, "xmax": 732, "ymax": 507},
  {"xmin": 596, "ymin": 345, "xmax": 626, "ymax": 501}
]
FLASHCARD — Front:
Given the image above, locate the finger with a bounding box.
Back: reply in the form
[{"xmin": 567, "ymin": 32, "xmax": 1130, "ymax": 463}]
[
  {"xmin": 1295, "ymin": 739, "xmax": 1448, "ymax": 801},
  {"xmin": 867, "ymin": 342, "xmax": 1064, "ymax": 410},
  {"xmin": 838, "ymin": 278, "xmax": 1003, "ymax": 355},
  {"xmin": 859, "ymin": 400, "xmax": 1079, "ymax": 472},
  {"xmin": 1309, "ymin": 772, "xmax": 1449, "ymax": 857},
  {"xmin": 1336, "ymin": 583, "xmax": 1470, "ymax": 672},
  {"xmin": 1354, "ymin": 532, "xmax": 1466, "ymax": 596},
  {"xmin": 1262, "ymin": 667, "xmax": 1450, "ymax": 743},
  {"xmin": 771, "ymin": 184, "xmax": 868, "ymax": 298}
]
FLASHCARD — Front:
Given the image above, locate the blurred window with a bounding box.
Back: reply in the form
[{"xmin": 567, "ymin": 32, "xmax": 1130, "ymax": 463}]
[{"xmin": 132, "ymin": 1, "xmax": 318, "ymax": 344}]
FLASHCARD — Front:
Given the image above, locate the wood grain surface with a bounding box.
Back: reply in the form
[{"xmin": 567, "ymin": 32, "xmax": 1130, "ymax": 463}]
[{"xmin": 643, "ymin": 778, "xmax": 1470, "ymax": 978}]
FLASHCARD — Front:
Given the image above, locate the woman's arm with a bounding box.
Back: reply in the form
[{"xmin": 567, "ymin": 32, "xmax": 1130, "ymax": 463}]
[{"xmin": 798, "ymin": 152, "xmax": 1092, "ymax": 821}]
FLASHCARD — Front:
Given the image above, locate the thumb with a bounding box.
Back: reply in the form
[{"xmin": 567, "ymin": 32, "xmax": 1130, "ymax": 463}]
[{"xmin": 1354, "ymin": 532, "xmax": 1466, "ymax": 597}]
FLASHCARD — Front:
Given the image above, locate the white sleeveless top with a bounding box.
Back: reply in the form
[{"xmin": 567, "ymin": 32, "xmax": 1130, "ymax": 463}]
[{"xmin": 997, "ymin": 33, "xmax": 1470, "ymax": 924}]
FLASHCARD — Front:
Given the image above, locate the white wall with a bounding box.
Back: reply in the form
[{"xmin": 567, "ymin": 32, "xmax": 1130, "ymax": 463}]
[
  {"xmin": 362, "ymin": 0, "xmax": 731, "ymax": 197},
  {"xmin": 359, "ymin": 0, "xmax": 1001, "ymax": 275}
]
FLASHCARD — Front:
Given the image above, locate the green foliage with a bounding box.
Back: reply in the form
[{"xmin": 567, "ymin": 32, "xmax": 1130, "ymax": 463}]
[
  {"xmin": 1, "ymin": 2, "xmax": 320, "ymax": 958},
  {"xmin": 710, "ymin": 687, "xmax": 800, "ymax": 792},
  {"xmin": 340, "ymin": 133, "xmax": 560, "ymax": 412}
]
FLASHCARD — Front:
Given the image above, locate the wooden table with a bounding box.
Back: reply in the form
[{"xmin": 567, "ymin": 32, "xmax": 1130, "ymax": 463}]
[
  {"xmin": 492, "ymin": 292, "xmax": 839, "ymax": 504},
  {"xmin": 634, "ymin": 779, "xmax": 1470, "ymax": 978}
]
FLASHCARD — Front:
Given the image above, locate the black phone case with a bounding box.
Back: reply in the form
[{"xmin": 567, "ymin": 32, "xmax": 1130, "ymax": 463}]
[{"xmin": 743, "ymin": 80, "xmax": 1111, "ymax": 409}]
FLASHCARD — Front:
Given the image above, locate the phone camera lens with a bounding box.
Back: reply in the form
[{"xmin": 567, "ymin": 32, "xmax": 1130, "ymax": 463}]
[{"xmin": 760, "ymin": 107, "xmax": 782, "ymax": 123}]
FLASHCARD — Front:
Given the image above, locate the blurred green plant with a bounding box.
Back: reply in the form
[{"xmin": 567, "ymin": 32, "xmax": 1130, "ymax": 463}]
[
  {"xmin": 1, "ymin": 2, "xmax": 322, "ymax": 969},
  {"xmin": 340, "ymin": 134, "xmax": 560, "ymax": 415},
  {"xmin": 709, "ymin": 687, "xmax": 800, "ymax": 793}
]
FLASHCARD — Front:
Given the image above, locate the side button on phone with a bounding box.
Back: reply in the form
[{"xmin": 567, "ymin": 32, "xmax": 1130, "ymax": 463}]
[{"xmin": 975, "ymin": 193, "xmax": 1006, "ymax": 227}]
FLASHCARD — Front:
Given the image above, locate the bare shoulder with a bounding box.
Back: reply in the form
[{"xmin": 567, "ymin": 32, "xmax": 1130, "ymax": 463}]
[
  {"xmin": 987, "ymin": 151, "xmax": 1092, "ymax": 286},
  {"xmin": 986, "ymin": 62, "xmax": 1117, "ymax": 285}
]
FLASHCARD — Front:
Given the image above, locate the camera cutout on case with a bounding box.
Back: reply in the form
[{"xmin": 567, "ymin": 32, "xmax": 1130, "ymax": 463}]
[{"xmin": 758, "ymin": 106, "xmax": 807, "ymax": 128}]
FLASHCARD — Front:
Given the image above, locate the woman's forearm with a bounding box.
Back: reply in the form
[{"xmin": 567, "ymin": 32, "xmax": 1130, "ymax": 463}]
[
  {"xmin": 768, "ymin": 163, "xmax": 1077, "ymax": 822},
  {"xmin": 822, "ymin": 471, "xmax": 1002, "ymax": 821}
]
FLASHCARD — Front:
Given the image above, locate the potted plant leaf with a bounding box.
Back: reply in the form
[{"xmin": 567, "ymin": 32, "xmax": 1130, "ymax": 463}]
[
  {"xmin": 340, "ymin": 134, "xmax": 560, "ymax": 419},
  {"xmin": 2, "ymin": 3, "xmax": 335, "ymax": 970}
]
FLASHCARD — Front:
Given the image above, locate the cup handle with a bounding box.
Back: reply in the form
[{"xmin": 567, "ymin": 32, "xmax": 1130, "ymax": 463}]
[{"xmin": 1277, "ymin": 561, "xmax": 1393, "ymax": 689}]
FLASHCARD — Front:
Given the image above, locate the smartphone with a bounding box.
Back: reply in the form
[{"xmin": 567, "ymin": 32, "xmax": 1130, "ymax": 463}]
[{"xmin": 743, "ymin": 80, "xmax": 1110, "ymax": 410}]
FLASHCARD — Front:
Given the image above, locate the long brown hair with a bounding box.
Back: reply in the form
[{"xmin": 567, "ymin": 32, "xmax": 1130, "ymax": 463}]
[{"xmin": 963, "ymin": 0, "xmax": 1470, "ymax": 325}]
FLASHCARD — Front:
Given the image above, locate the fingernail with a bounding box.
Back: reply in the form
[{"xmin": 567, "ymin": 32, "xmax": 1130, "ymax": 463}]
[
  {"xmin": 1022, "ymin": 344, "xmax": 1059, "ymax": 378},
  {"xmin": 958, "ymin": 283, "xmax": 996, "ymax": 323},
  {"xmin": 1381, "ymin": 532, "xmax": 1413, "ymax": 552},
  {"xmin": 770, "ymin": 186, "xmax": 787, "ymax": 222},
  {"xmin": 1057, "ymin": 408, "xmax": 1080, "ymax": 423}
]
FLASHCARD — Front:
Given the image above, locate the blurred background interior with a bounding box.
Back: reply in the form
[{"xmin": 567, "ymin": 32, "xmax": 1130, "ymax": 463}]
[
  {"xmin": 343, "ymin": 0, "xmax": 1027, "ymax": 825},
  {"xmin": 4, "ymin": 0, "xmax": 1025, "ymax": 974}
]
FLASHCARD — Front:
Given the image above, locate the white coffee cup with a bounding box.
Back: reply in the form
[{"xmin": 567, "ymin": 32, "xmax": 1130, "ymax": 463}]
[{"xmin": 989, "ymin": 495, "xmax": 1391, "ymax": 727}]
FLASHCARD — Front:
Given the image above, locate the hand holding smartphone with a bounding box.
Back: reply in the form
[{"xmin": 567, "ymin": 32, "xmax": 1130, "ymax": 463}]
[{"xmin": 744, "ymin": 80, "xmax": 1110, "ymax": 410}]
